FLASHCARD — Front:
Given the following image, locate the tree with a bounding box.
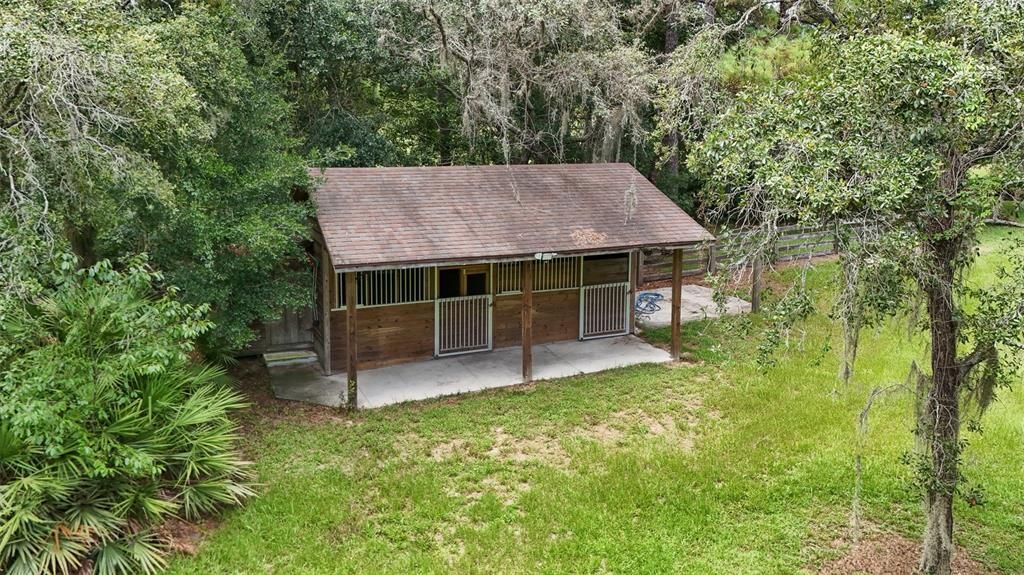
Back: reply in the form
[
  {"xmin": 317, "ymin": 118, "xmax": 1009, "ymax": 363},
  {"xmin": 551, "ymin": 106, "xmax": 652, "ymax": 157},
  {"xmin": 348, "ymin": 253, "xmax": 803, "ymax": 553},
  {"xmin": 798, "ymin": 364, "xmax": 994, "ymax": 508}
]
[
  {"xmin": 241, "ymin": 0, "xmax": 464, "ymax": 167},
  {"xmin": 690, "ymin": 7, "xmax": 1024, "ymax": 574},
  {"xmin": 1, "ymin": 0, "xmax": 312, "ymax": 353},
  {"xmin": 0, "ymin": 0, "xmax": 201, "ymax": 271},
  {"xmin": 371, "ymin": 0, "xmax": 657, "ymax": 164},
  {"xmin": 117, "ymin": 4, "xmax": 314, "ymax": 353},
  {"xmin": 0, "ymin": 255, "xmax": 252, "ymax": 574}
]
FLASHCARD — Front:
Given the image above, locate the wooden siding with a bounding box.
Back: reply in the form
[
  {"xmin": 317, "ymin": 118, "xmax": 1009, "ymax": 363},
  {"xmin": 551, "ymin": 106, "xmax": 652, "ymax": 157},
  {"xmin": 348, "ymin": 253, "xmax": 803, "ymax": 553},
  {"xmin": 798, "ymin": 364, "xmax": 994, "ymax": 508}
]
[
  {"xmin": 493, "ymin": 290, "xmax": 580, "ymax": 348},
  {"xmin": 330, "ymin": 302, "xmax": 434, "ymax": 371},
  {"xmin": 582, "ymin": 254, "xmax": 629, "ymax": 285},
  {"xmin": 322, "ymin": 256, "xmax": 635, "ymax": 372}
]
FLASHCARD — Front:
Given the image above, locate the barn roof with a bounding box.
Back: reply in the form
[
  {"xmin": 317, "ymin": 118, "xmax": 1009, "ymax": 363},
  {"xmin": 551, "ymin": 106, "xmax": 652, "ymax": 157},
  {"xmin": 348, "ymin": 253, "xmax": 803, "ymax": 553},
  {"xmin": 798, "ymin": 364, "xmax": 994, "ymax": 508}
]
[{"xmin": 312, "ymin": 163, "xmax": 713, "ymax": 270}]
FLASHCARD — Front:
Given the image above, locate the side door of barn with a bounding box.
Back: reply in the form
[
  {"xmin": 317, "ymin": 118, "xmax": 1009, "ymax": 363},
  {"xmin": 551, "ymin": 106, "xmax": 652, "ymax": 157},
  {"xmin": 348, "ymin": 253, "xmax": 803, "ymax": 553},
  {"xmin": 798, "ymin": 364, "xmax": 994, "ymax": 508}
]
[{"xmin": 242, "ymin": 307, "xmax": 316, "ymax": 355}]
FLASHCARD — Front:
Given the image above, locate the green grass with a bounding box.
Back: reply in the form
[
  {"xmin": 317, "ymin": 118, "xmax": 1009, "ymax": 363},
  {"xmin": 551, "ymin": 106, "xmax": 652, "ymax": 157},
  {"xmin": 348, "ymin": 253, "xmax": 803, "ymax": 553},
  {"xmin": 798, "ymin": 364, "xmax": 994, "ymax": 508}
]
[{"xmin": 169, "ymin": 227, "xmax": 1024, "ymax": 575}]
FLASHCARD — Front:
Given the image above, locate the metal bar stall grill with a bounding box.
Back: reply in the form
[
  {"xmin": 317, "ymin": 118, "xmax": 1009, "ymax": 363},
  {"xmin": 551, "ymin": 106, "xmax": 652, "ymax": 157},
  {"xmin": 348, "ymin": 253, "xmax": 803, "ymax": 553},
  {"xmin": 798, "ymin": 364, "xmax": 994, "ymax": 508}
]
[
  {"xmin": 496, "ymin": 260, "xmax": 522, "ymax": 294},
  {"xmin": 495, "ymin": 256, "xmax": 582, "ymax": 295},
  {"xmin": 580, "ymin": 282, "xmax": 630, "ymax": 339},
  {"xmin": 435, "ymin": 294, "xmax": 493, "ymax": 356}
]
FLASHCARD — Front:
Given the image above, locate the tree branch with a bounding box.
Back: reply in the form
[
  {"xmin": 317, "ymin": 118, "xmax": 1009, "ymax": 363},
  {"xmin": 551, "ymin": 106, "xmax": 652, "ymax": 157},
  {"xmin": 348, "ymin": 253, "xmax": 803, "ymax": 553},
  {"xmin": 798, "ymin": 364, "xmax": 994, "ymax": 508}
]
[
  {"xmin": 957, "ymin": 342, "xmax": 996, "ymax": 378},
  {"xmin": 985, "ymin": 218, "xmax": 1024, "ymax": 228}
]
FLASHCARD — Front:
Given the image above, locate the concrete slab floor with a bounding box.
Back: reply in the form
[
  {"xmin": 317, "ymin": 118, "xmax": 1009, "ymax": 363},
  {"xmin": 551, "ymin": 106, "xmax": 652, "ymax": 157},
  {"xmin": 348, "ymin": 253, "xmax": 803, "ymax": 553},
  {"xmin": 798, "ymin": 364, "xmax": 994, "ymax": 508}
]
[
  {"xmin": 635, "ymin": 285, "xmax": 750, "ymax": 328},
  {"xmin": 268, "ymin": 363, "xmax": 347, "ymax": 408},
  {"xmin": 267, "ymin": 335, "xmax": 670, "ymax": 410}
]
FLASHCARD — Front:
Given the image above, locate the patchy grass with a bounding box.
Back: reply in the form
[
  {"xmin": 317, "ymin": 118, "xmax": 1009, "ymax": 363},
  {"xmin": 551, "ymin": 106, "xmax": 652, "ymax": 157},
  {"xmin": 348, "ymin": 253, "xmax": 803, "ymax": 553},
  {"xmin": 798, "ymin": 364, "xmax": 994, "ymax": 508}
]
[{"xmin": 169, "ymin": 227, "xmax": 1024, "ymax": 575}]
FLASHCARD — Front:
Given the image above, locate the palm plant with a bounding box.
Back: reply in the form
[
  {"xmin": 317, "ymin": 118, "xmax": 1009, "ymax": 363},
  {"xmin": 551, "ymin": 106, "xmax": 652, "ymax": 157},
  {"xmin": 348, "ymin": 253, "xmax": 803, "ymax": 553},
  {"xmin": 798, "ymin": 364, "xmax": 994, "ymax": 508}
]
[{"xmin": 0, "ymin": 256, "xmax": 253, "ymax": 574}]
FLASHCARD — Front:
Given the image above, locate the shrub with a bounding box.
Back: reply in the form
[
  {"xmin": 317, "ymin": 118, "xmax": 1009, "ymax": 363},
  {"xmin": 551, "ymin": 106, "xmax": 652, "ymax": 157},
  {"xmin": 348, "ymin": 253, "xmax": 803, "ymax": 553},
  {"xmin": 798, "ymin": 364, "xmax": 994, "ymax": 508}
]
[
  {"xmin": 0, "ymin": 256, "xmax": 253, "ymax": 575},
  {"xmin": 997, "ymin": 199, "xmax": 1023, "ymax": 222}
]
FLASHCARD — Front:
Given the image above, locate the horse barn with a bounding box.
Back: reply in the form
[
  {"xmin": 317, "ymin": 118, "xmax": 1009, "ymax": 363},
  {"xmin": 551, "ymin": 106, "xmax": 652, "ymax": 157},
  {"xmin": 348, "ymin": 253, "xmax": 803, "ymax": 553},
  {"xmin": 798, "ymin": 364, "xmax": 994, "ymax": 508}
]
[{"xmin": 297, "ymin": 163, "xmax": 713, "ymax": 408}]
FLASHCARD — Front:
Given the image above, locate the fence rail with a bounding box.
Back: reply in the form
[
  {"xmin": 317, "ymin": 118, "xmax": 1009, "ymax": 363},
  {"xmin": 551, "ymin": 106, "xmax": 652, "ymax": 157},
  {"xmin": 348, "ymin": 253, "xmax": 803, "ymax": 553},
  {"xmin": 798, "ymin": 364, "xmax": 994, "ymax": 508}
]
[{"xmin": 641, "ymin": 224, "xmax": 839, "ymax": 283}]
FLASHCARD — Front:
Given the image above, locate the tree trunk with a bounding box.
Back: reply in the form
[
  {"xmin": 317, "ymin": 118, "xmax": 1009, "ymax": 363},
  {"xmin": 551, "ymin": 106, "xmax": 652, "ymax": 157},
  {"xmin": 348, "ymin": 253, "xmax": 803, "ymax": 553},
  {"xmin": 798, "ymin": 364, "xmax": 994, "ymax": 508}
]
[
  {"xmin": 702, "ymin": 0, "xmax": 716, "ymax": 24},
  {"xmin": 919, "ymin": 239, "xmax": 961, "ymax": 575},
  {"xmin": 437, "ymin": 83, "xmax": 453, "ymax": 166},
  {"xmin": 658, "ymin": 4, "xmax": 680, "ymax": 192},
  {"xmin": 598, "ymin": 105, "xmax": 625, "ymax": 162},
  {"xmin": 779, "ymin": 0, "xmax": 792, "ymax": 27},
  {"xmin": 67, "ymin": 222, "xmax": 98, "ymax": 268}
]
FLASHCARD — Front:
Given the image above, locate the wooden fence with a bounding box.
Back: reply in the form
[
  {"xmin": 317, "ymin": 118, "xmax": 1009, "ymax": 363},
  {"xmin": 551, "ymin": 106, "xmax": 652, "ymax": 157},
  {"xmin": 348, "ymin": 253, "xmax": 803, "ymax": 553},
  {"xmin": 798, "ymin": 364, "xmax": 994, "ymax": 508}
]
[{"xmin": 641, "ymin": 224, "xmax": 837, "ymax": 283}]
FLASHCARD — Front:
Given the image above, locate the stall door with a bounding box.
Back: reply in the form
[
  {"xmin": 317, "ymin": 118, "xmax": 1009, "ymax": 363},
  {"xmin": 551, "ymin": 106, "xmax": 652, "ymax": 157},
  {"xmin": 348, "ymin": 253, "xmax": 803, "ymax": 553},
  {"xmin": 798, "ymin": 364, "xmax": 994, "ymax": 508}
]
[
  {"xmin": 579, "ymin": 253, "xmax": 632, "ymax": 339},
  {"xmin": 435, "ymin": 266, "xmax": 492, "ymax": 356}
]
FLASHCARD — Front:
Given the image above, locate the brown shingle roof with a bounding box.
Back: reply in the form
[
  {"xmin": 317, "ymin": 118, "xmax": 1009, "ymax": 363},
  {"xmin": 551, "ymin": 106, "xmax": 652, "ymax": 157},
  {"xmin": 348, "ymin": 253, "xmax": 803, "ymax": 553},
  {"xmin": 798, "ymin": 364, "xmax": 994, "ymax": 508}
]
[{"xmin": 312, "ymin": 163, "xmax": 713, "ymax": 270}]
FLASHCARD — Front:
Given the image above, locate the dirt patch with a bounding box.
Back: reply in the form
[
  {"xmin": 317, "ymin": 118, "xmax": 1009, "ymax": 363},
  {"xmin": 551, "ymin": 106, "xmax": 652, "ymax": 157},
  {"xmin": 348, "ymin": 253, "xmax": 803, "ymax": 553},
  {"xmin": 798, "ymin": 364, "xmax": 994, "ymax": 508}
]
[
  {"xmin": 431, "ymin": 438, "xmax": 470, "ymax": 461},
  {"xmin": 666, "ymin": 355, "xmax": 702, "ymax": 367},
  {"xmin": 433, "ymin": 526, "xmax": 467, "ymax": 566},
  {"xmin": 485, "ymin": 427, "xmax": 571, "ymax": 468},
  {"xmin": 573, "ymin": 400, "xmax": 703, "ymax": 452},
  {"xmin": 626, "ymin": 408, "xmax": 696, "ymax": 450},
  {"xmin": 480, "ymin": 475, "xmax": 532, "ymax": 506},
  {"xmin": 818, "ymin": 533, "xmax": 993, "ymax": 575},
  {"xmin": 581, "ymin": 422, "xmax": 626, "ymax": 444},
  {"xmin": 389, "ymin": 432, "xmax": 428, "ymax": 462},
  {"xmin": 442, "ymin": 473, "xmax": 530, "ymax": 513},
  {"xmin": 156, "ymin": 517, "xmax": 220, "ymax": 556},
  {"xmin": 229, "ymin": 359, "xmax": 352, "ymax": 452}
]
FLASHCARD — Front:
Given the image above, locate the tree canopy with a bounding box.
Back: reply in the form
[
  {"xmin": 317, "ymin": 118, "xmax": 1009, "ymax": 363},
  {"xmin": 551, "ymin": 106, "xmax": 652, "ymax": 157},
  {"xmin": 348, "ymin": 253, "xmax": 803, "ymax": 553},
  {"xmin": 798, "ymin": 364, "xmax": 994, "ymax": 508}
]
[
  {"xmin": 3, "ymin": 1, "xmax": 1024, "ymax": 573},
  {"xmin": 691, "ymin": 3, "xmax": 1024, "ymax": 572},
  {"xmin": 1, "ymin": 0, "xmax": 311, "ymax": 352}
]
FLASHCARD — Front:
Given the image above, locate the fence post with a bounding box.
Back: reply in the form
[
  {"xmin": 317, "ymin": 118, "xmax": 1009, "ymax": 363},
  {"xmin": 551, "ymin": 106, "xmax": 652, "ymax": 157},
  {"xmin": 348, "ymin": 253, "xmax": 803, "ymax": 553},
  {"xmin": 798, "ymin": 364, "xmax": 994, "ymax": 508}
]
[{"xmin": 751, "ymin": 256, "xmax": 762, "ymax": 313}]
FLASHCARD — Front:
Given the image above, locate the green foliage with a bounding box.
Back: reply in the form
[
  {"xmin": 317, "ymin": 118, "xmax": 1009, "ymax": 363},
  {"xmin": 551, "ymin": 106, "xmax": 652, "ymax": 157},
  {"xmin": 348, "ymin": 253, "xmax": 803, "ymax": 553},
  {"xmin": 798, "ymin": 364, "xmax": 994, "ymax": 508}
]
[
  {"xmin": 690, "ymin": 6, "xmax": 1024, "ymax": 569},
  {"xmin": 2, "ymin": 0, "xmax": 313, "ymax": 353},
  {"xmin": 128, "ymin": 4, "xmax": 314, "ymax": 351},
  {"xmin": 718, "ymin": 32, "xmax": 816, "ymax": 94},
  {"xmin": 691, "ymin": 24, "xmax": 1023, "ymax": 330},
  {"xmin": 165, "ymin": 231, "xmax": 1024, "ymax": 575},
  {"xmin": 0, "ymin": 256, "xmax": 252, "ymax": 575},
  {"xmin": 241, "ymin": 0, "xmax": 467, "ymax": 166}
]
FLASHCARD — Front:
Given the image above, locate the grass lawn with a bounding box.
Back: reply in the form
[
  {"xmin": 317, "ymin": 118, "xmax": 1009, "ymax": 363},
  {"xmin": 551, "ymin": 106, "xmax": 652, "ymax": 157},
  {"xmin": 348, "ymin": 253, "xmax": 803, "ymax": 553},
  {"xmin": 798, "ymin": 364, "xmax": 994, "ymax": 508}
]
[{"xmin": 169, "ymin": 227, "xmax": 1024, "ymax": 575}]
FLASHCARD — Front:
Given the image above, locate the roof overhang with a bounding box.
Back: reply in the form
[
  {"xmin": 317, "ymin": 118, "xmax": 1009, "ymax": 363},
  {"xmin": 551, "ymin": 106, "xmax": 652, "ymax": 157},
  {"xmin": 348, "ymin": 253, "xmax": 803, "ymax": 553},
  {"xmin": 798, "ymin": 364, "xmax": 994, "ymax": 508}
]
[{"xmin": 329, "ymin": 239, "xmax": 716, "ymax": 272}]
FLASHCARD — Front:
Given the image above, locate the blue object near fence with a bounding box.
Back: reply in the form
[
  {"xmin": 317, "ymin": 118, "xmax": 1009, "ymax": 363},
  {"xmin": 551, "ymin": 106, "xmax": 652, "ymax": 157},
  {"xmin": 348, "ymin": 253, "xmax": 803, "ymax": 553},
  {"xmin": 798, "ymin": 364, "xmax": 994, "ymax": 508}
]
[{"xmin": 634, "ymin": 292, "xmax": 664, "ymax": 320}]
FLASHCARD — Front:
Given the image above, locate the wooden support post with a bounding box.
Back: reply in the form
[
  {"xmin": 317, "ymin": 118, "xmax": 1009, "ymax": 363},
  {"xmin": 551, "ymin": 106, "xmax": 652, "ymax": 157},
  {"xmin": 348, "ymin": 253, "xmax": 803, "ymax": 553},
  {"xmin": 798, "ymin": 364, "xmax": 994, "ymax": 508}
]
[
  {"xmin": 320, "ymin": 252, "xmax": 332, "ymax": 376},
  {"xmin": 521, "ymin": 260, "xmax": 534, "ymax": 382},
  {"xmin": 345, "ymin": 271, "xmax": 358, "ymax": 409},
  {"xmin": 629, "ymin": 250, "xmax": 638, "ymax": 335},
  {"xmin": 671, "ymin": 249, "xmax": 682, "ymax": 360},
  {"xmin": 751, "ymin": 256, "xmax": 763, "ymax": 314},
  {"xmin": 637, "ymin": 250, "xmax": 645, "ymax": 287}
]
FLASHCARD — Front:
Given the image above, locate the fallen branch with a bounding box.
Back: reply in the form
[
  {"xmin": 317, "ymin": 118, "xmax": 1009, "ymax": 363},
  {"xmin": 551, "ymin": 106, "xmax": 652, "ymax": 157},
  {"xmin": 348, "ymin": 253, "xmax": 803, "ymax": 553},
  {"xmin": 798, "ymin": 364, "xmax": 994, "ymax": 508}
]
[{"xmin": 985, "ymin": 218, "xmax": 1024, "ymax": 228}]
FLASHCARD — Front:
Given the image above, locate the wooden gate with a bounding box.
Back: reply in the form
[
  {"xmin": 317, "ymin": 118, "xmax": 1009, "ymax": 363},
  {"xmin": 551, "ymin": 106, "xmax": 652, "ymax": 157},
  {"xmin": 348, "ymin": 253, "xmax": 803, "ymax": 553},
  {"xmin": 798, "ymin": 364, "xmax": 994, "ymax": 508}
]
[
  {"xmin": 242, "ymin": 307, "xmax": 315, "ymax": 356},
  {"xmin": 580, "ymin": 282, "xmax": 630, "ymax": 339},
  {"xmin": 435, "ymin": 294, "xmax": 493, "ymax": 356}
]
